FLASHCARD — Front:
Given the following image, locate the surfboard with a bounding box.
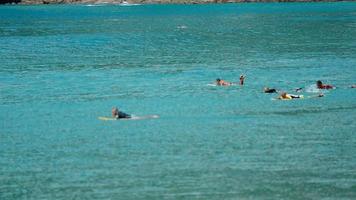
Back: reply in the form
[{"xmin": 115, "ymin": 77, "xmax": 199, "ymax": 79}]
[
  {"xmin": 206, "ymin": 83, "xmax": 217, "ymax": 87},
  {"xmin": 98, "ymin": 115, "xmax": 159, "ymax": 121},
  {"xmin": 272, "ymin": 95, "xmax": 304, "ymax": 101}
]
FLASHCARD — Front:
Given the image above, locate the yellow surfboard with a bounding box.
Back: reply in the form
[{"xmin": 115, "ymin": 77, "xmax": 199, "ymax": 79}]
[{"xmin": 98, "ymin": 116, "xmax": 117, "ymax": 121}]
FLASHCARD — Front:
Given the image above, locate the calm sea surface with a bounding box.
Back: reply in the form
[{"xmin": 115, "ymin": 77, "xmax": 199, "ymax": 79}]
[{"xmin": 1, "ymin": 2, "xmax": 356, "ymax": 199}]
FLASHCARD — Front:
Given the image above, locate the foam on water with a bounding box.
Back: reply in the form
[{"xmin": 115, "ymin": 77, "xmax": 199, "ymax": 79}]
[
  {"xmin": 306, "ymin": 84, "xmax": 322, "ymax": 93},
  {"xmin": 305, "ymin": 84, "xmax": 334, "ymax": 93},
  {"xmin": 119, "ymin": 3, "xmax": 141, "ymax": 6},
  {"xmin": 85, "ymin": 4, "xmax": 104, "ymax": 6}
]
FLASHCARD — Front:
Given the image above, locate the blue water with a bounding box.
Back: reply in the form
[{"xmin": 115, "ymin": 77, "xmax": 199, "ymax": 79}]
[{"xmin": 1, "ymin": 2, "xmax": 356, "ymax": 199}]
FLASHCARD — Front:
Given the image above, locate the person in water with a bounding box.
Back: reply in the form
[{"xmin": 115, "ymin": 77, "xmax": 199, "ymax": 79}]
[
  {"xmin": 351, "ymin": 85, "xmax": 356, "ymax": 88},
  {"xmin": 278, "ymin": 92, "xmax": 303, "ymax": 100},
  {"xmin": 216, "ymin": 78, "xmax": 231, "ymax": 86},
  {"xmin": 112, "ymin": 107, "xmax": 131, "ymax": 119},
  {"xmin": 316, "ymin": 80, "xmax": 334, "ymax": 89},
  {"xmin": 239, "ymin": 75, "xmax": 245, "ymax": 85},
  {"xmin": 264, "ymin": 87, "xmax": 277, "ymax": 93}
]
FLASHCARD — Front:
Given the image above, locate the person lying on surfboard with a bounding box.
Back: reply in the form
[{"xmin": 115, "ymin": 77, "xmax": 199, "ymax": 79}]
[
  {"xmin": 316, "ymin": 80, "xmax": 334, "ymax": 89},
  {"xmin": 112, "ymin": 107, "xmax": 131, "ymax": 119},
  {"xmin": 264, "ymin": 87, "xmax": 278, "ymax": 93},
  {"xmin": 278, "ymin": 92, "xmax": 303, "ymax": 100},
  {"xmin": 216, "ymin": 78, "xmax": 232, "ymax": 86}
]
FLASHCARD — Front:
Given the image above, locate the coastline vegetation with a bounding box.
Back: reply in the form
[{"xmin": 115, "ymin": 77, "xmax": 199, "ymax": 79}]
[{"xmin": 0, "ymin": 0, "xmax": 346, "ymax": 5}]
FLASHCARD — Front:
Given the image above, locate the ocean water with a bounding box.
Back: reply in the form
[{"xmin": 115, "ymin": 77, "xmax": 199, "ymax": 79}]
[{"xmin": 1, "ymin": 2, "xmax": 356, "ymax": 199}]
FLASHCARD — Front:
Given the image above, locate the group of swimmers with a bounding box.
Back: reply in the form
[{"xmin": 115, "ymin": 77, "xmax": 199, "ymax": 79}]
[
  {"xmin": 214, "ymin": 77, "xmax": 348, "ymax": 100},
  {"xmin": 273, "ymin": 80, "xmax": 336, "ymax": 100},
  {"xmin": 264, "ymin": 80, "xmax": 333, "ymax": 100},
  {"xmin": 111, "ymin": 77, "xmax": 354, "ymax": 119}
]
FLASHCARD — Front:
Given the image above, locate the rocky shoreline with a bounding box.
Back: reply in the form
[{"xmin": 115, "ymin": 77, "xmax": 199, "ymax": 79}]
[{"xmin": 0, "ymin": 0, "xmax": 348, "ymax": 5}]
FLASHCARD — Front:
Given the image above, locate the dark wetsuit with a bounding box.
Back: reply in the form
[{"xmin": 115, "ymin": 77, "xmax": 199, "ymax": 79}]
[
  {"xmin": 264, "ymin": 88, "xmax": 277, "ymax": 93},
  {"xmin": 117, "ymin": 111, "xmax": 131, "ymax": 119},
  {"xmin": 290, "ymin": 94, "xmax": 302, "ymax": 99}
]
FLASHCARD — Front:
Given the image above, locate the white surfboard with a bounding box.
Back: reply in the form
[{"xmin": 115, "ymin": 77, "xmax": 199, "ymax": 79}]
[{"xmin": 98, "ymin": 115, "xmax": 159, "ymax": 121}]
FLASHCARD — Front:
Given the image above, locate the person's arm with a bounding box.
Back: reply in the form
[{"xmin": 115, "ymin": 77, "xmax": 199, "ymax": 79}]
[{"xmin": 326, "ymin": 85, "xmax": 334, "ymax": 89}]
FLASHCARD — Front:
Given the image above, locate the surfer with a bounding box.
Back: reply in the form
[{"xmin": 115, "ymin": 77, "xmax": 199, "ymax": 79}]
[
  {"xmin": 316, "ymin": 80, "xmax": 334, "ymax": 89},
  {"xmin": 239, "ymin": 75, "xmax": 245, "ymax": 85},
  {"xmin": 264, "ymin": 87, "xmax": 277, "ymax": 93},
  {"xmin": 216, "ymin": 78, "xmax": 232, "ymax": 86},
  {"xmin": 112, "ymin": 107, "xmax": 131, "ymax": 119},
  {"xmin": 278, "ymin": 92, "xmax": 303, "ymax": 100}
]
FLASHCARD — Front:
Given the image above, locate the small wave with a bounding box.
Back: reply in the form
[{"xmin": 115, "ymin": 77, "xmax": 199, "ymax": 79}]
[
  {"xmin": 119, "ymin": 2, "xmax": 141, "ymax": 6},
  {"xmin": 84, "ymin": 4, "xmax": 105, "ymax": 7},
  {"xmin": 177, "ymin": 25, "xmax": 188, "ymax": 29}
]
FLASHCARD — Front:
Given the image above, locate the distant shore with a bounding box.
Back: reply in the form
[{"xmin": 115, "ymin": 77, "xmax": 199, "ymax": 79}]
[{"xmin": 0, "ymin": 0, "xmax": 347, "ymax": 5}]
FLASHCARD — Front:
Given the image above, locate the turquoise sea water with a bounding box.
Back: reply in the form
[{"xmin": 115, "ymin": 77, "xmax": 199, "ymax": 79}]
[{"xmin": 1, "ymin": 2, "xmax": 356, "ymax": 199}]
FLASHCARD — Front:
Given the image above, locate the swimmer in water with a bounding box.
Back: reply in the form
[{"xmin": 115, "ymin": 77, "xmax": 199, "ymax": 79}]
[
  {"xmin": 278, "ymin": 92, "xmax": 303, "ymax": 100},
  {"xmin": 216, "ymin": 78, "xmax": 232, "ymax": 86},
  {"xmin": 351, "ymin": 85, "xmax": 356, "ymax": 88},
  {"xmin": 112, "ymin": 107, "xmax": 131, "ymax": 119},
  {"xmin": 239, "ymin": 75, "xmax": 245, "ymax": 85},
  {"xmin": 316, "ymin": 80, "xmax": 334, "ymax": 89},
  {"xmin": 264, "ymin": 87, "xmax": 277, "ymax": 93}
]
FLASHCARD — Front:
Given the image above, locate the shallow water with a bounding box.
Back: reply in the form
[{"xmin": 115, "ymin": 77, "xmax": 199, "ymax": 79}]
[{"xmin": 1, "ymin": 2, "xmax": 356, "ymax": 199}]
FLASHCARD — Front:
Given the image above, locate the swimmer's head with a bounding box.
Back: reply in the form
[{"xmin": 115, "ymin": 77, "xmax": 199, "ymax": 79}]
[
  {"xmin": 281, "ymin": 92, "xmax": 287, "ymax": 98},
  {"xmin": 216, "ymin": 78, "xmax": 221, "ymax": 82},
  {"xmin": 316, "ymin": 80, "xmax": 323, "ymax": 87},
  {"xmin": 112, "ymin": 107, "xmax": 119, "ymax": 117}
]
